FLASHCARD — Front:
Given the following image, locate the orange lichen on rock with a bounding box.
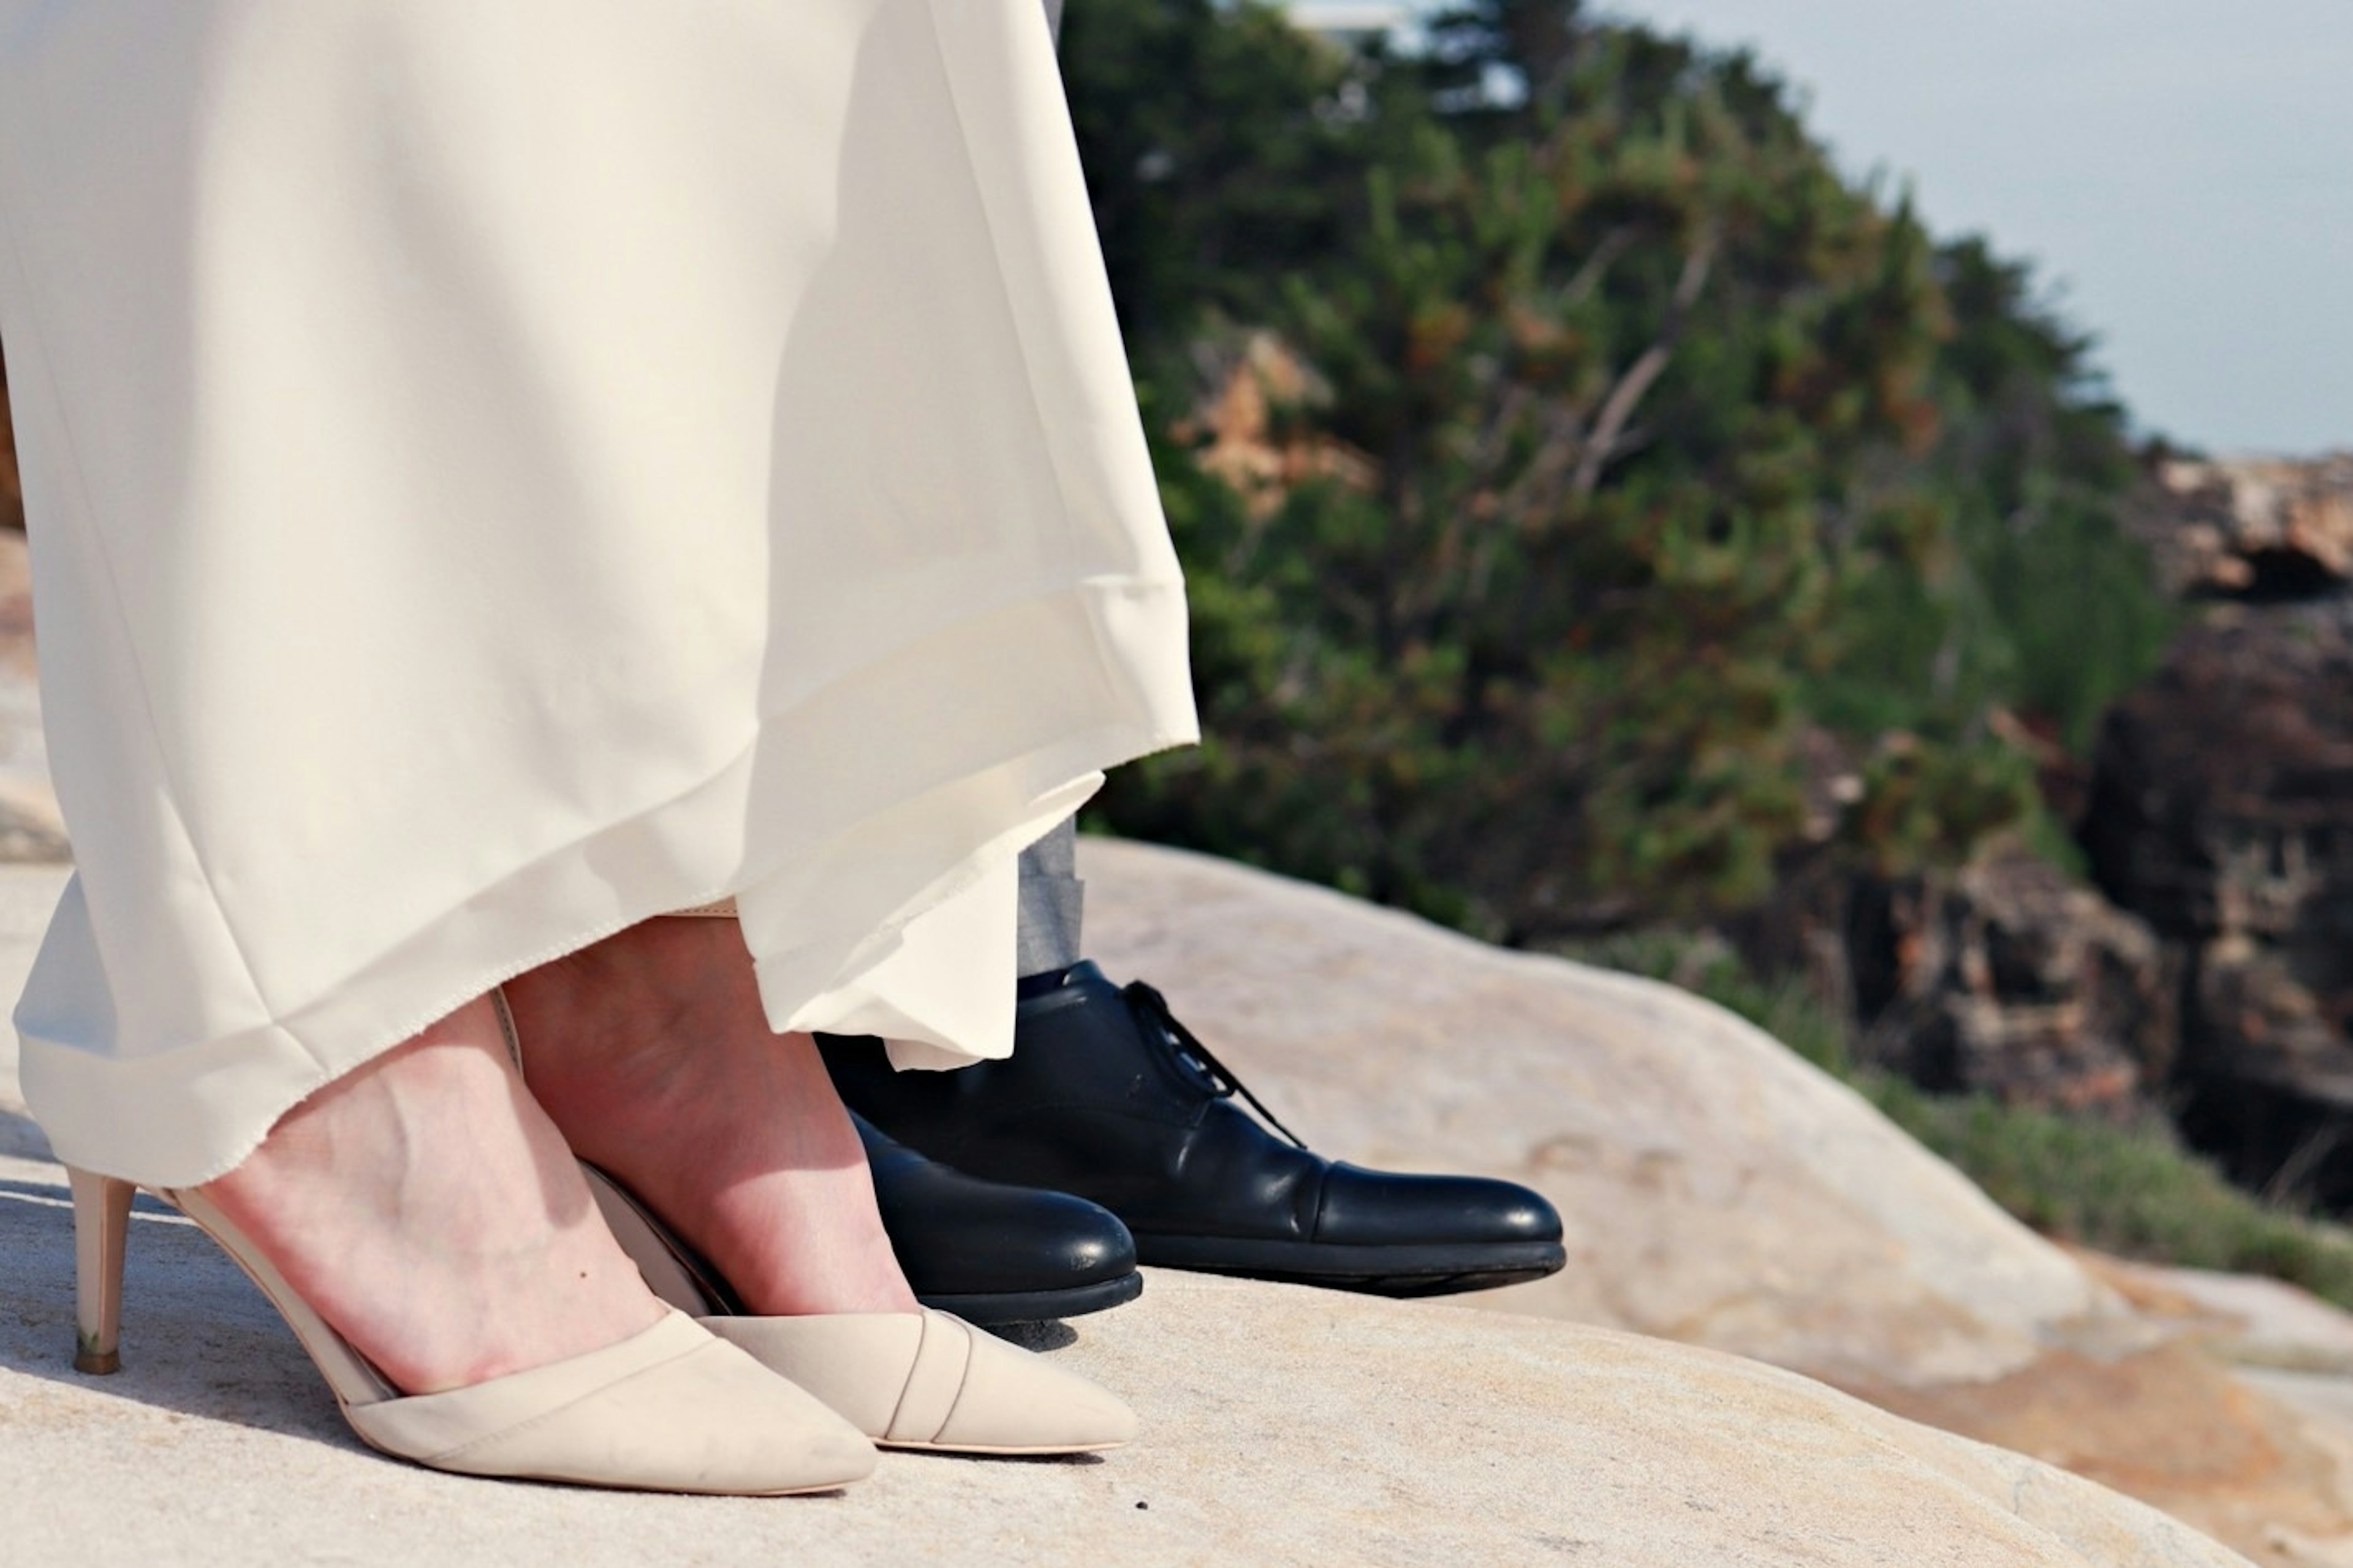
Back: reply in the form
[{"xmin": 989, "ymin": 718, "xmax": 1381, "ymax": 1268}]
[{"xmin": 1849, "ymin": 1340, "xmax": 2353, "ymax": 1564}]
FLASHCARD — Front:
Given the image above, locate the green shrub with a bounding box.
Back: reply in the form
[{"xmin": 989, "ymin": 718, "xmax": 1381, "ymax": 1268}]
[
  {"xmin": 1069, "ymin": 1, "xmax": 2175, "ymax": 942},
  {"xmin": 1866, "ymin": 1077, "xmax": 2353, "ymax": 1306}
]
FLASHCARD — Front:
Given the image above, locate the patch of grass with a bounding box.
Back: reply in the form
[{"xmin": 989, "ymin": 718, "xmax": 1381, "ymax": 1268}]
[
  {"xmin": 1567, "ymin": 931, "xmax": 2353, "ymax": 1311},
  {"xmin": 1864, "ymin": 1077, "xmax": 2353, "ymax": 1306}
]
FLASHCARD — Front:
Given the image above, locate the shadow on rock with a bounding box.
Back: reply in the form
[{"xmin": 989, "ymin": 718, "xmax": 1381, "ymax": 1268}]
[
  {"xmin": 0, "ymin": 1108, "xmax": 50, "ymax": 1161},
  {"xmin": 0, "ymin": 1176, "xmax": 368, "ymax": 1453},
  {"xmin": 987, "ymin": 1319, "xmax": 1078, "ymax": 1352}
]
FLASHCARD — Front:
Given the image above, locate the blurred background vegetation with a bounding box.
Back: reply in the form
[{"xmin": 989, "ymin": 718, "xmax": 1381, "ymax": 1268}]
[
  {"xmin": 1059, "ymin": 0, "xmax": 2353, "ymax": 1299},
  {"xmin": 1069, "ymin": 0, "xmax": 2173, "ymax": 941}
]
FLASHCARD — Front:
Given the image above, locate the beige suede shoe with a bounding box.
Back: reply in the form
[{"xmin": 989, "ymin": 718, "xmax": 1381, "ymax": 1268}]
[
  {"xmin": 585, "ymin": 1164, "xmax": 1139, "ymax": 1456},
  {"xmin": 483, "ymin": 977, "xmax": 1137, "ymax": 1458},
  {"xmin": 67, "ymin": 1168, "xmax": 877, "ymax": 1493}
]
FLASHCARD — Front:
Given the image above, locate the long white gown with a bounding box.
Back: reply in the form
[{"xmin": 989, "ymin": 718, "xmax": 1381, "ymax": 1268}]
[{"xmin": 0, "ymin": 0, "xmax": 1197, "ymax": 1185}]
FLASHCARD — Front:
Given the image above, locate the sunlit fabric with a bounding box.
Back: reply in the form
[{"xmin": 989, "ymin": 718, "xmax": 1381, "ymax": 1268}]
[{"xmin": 0, "ymin": 0, "xmax": 1196, "ymax": 1185}]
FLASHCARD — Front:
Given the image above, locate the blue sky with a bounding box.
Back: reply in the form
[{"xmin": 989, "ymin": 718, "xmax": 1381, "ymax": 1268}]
[{"xmin": 1290, "ymin": 1, "xmax": 2353, "ymax": 454}]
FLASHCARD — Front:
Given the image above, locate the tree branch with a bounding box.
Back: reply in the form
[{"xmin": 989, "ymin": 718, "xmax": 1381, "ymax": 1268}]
[{"xmin": 1571, "ymin": 229, "xmax": 1718, "ymax": 499}]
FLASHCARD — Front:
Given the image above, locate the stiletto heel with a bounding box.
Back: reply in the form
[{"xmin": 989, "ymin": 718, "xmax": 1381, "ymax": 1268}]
[
  {"xmin": 55, "ymin": 1157, "xmax": 875, "ymax": 1493},
  {"xmin": 67, "ymin": 1167, "xmax": 133, "ymax": 1375}
]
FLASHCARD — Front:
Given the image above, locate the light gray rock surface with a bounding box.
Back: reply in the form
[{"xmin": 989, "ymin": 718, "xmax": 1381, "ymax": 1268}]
[
  {"xmin": 2094, "ymin": 1255, "xmax": 2353, "ymax": 1376},
  {"xmin": 1072, "ymin": 843, "xmax": 2353, "ymax": 1564},
  {"xmin": 0, "ymin": 858, "xmax": 2250, "ymax": 1566},
  {"xmin": 1078, "ymin": 838, "xmax": 2131, "ymax": 1387},
  {"xmin": 0, "ymin": 1154, "xmax": 2248, "ymax": 1568}
]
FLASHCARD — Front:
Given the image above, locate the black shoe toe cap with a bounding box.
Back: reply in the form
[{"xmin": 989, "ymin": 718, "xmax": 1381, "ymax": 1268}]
[
  {"xmin": 862, "ymin": 1122, "xmax": 1139, "ymax": 1297},
  {"xmin": 1314, "ymin": 1162, "xmax": 1564, "ymax": 1249}
]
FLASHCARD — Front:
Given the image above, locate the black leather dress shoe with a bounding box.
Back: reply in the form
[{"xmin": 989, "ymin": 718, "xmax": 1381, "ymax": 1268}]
[
  {"xmin": 823, "ymin": 964, "xmax": 1568, "ymax": 1297},
  {"xmin": 854, "ymin": 1112, "xmax": 1144, "ymax": 1325}
]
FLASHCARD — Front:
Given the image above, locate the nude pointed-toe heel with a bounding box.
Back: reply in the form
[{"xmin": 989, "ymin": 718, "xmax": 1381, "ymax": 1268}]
[
  {"xmin": 63, "ymin": 1164, "xmax": 876, "ymax": 1494},
  {"xmin": 485, "ymin": 969, "xmax": 1135, "ymax": 1457},
  {"xmin": 700, "ymin": 1305, "xmax": 1139, "ymax": 1456},
  {"xmin": 583, "ymin": 1162, "xmax": 1137, "ymax": 1456}
]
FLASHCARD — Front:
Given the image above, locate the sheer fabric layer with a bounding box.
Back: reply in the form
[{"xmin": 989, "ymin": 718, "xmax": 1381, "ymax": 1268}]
[{"xmin": 0, "ymin": 0, "xmax": 1196, "ymax": 1184}]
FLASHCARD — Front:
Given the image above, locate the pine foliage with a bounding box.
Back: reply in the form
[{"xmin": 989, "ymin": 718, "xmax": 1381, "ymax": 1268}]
[{"xmin": 1065, "ymin": 0, "xmax": 2174, "ymax": 941}]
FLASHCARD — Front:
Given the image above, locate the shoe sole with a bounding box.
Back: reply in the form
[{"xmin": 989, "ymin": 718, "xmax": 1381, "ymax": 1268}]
[
  {"xmin": 1134, "ymin": 1236, "xmax": 1567, "ymax": 1298},
  {"xmin": 877, "ymin": 1437, "xmax": 1132, "ymax": 1456},
  {"xmin": 914, "ymin": 1268, "xmax": 1145, "ymax": 1326}
]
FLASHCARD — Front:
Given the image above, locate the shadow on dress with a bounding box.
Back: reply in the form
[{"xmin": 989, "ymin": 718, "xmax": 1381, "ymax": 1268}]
[{"xmin": 0, "ymin": 1105, "xmax": 51, "ymax": 1162}]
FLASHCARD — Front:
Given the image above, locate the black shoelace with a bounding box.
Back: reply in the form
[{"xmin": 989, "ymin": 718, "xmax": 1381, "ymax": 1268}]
[{"xmin": 1120, "ymin": 980, "xmax": 1309, "ymax": 1149}]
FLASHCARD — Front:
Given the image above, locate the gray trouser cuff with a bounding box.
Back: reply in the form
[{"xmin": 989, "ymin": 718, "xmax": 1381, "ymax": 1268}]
[
  {"xmin": 1015, "ymin": 0, "xmax": 1072, "ymax": 980},
  {"xmin": 1015, "ymin": 815, "xmax": 1084, "ymax": 976}
]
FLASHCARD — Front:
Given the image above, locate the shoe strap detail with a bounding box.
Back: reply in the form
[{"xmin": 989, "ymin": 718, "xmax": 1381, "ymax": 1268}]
[
  {"xmin": 1120, "ymin": 981, "xmax": 1309, "ymax": 1149},
  {"xmin": 699, "ymin": 1311, "xmax": 960, "ymax": 1444},
  {"xmin": 887, "ymin": 1309, "xmax": 973, "ymax": 1444},
  {"xmin": 699, "ymin": 1309, "xmax": 1134, "ymax": 1452}
]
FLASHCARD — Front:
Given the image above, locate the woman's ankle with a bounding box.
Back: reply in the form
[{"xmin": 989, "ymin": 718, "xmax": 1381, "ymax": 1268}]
[
  {"xmin": 504, "ymin": 920, "xmax": 920, "ymax": 1317},
  {"xmin": 199, "ymin": 1001, "xmax": 665, "ymax": 1393}
]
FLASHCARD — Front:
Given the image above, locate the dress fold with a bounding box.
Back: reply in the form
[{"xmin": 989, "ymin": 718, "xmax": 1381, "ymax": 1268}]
[{"xmin": 0, "ymin": 0, "xmax": 1195, "ymax": 1185}]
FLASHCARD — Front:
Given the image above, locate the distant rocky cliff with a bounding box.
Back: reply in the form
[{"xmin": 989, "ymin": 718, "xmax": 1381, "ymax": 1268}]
[
  {"xmin": 1835, "ymin": 850, "xmax": 2175, "ymax": 1115},
  {"xmin": 1820, "ymin": 454, "xmax": 2353, "ymax": 1205},
  {"xmin": 2083, "ymin": 456, "xmax": 2353, "ymax": 1202},
  {"xmin": 2150, "ymin": 455, "xmax": 2353, "ymax": 601}
]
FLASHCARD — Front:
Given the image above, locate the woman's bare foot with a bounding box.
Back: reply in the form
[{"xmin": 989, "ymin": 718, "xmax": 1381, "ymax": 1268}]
[
  {"xmin": 200, "ymin": 999, "xmax": 667, "ymax": 1395},
  {"xmin": 504, "ymin": 917, "xmax": 919, "ymax": 1317}
]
